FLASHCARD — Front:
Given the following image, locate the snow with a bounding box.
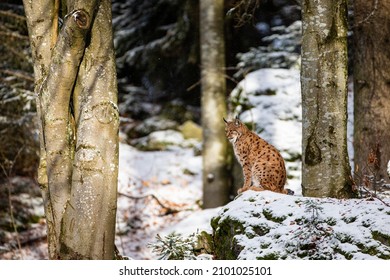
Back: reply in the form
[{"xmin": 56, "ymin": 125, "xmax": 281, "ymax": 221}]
[
  {"xmin": 152, "ymin": 68, "xmax": 389, "ymax": 260},
  {"xmin": 4, "ymin": 69, "xmax": 389, "ymax": 260},
  {"xmin": 388, "ymin": 160, "xmax": 390, "ymax": 178},
  {"xmin": 211, "ymin": 191, "xmax": 390, "ymax": 259},
  {"xmin": 113, "ymin": 68, "xmax": 307, "ymax": 259},
  {"xmin": 161, "ymin": 208, "xmax": 221, "ymax": 237},
  {"xmin": 116, "ymin": 143, "xmax": 203, "ymax": 259}
]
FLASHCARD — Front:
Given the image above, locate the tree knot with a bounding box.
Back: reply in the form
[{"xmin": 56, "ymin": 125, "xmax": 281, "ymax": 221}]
[
  {"xmin": 305, "ymin": 132, "xmax": 322, "ymax": 166},
  {"xmin": 71, "ymin": 9, "xmax": 90, "ymax": 29}
]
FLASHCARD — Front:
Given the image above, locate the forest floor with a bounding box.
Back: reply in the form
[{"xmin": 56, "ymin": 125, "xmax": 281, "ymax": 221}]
[
  {"xmin": 0, "ymin": 142, "xmax": 211, "ymax": 260},
  {"xmin": 1, "ymin": 68, "xmax": 389, "ymax": 260}
]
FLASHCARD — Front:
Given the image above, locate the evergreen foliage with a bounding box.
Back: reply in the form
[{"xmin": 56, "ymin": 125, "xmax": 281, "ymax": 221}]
[{"xmin": 148, "ymin": 233, "xmax": 197, "ymax": 260}]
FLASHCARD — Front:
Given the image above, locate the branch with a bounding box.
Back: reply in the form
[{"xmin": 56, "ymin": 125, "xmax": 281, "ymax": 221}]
[
  {"xmin": 360, "ymin": 185, "xmax": 390, "ymax": 208},
  {"xmin": 352, "ymin": 0, "xmax": 379, "ymax": 28},
  {"xmin": 118, "ymin": 192, "xmax": 194, "ymax": 215},
  {"xmin": 0, "ymin": 147, "xmax": 25, "ymax": 259},
  {"xmin": 0, "ymin": 69, "xmax": 34, "ymax": 82}
]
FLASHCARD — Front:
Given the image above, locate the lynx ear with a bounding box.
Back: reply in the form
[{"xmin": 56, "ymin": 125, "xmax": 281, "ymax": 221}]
[
  {"xmin": 223, "ymin": 117, "xmax": 228, "ymax": 123},
  {"xmin": 234, "ymin": 117, "xmax": 240, "ymax": 126}
]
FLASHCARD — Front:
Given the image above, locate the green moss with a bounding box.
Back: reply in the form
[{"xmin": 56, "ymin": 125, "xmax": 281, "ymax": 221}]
[
  {"xmin": 294, "ymin": 217, "xmax": 304, "ymax": 225},
  {"xmin": 324, "ymin": 217, "xmax": 337, "ymax": 226},
  {"xmin": 334, "ymin": 247, "xmax": 353, "ymax": 260},
  {"xmin": 196, "ymin": 231, "xmax": 214, "ymax": 255},
  {"xmin": 262, "ymin": 209, "xmax": 286, "ymax": 223},
  {"xmin": 29, "ymin": 215, "xmax": 42, "ymax": 224},
  {"xmin": 252, "ymin": 225, "xmax": 270, "ymax": 236},
  {"xmin": 356, "ymin": 242, "xmax": 380, "ymax": 257},
  {"xmin": 361, "ymin": 219, "xmax": 372, "ymax": 228},
  {"xmin": 179, "ymin": 120, "xmax": 202, "ymax": 140},
  {"xmin": 256, "ymin": 252, "xmax": 279, "ymax": 260},
  {"xmin": 297, "ymin": 251, "xmax": 308, "ymax": 258},
  {"xmin": 372, "ymin": 231, "xmax": 390, "ymax": 247},
  {"xmin": 59, "ymin": 243, "xmax": 89, "ymax": 260},
  {"xmin": 183, "ymin": 168, "xmax": 197, "ymax": 175},
  {"xmin": 260, "ymin": 242, "xmax": 271, "ymax": 249},
  {"xmin": 335, "ymin": 232, "xmax": 354, "ymax": 243},
  {"xmin": 342, "ymin": 216, "xmax": 357, "ymax": 224},
  {"xmin": 210, "ymin": 216, "xmax": 221, "ymax": 229},
  {"xmin": 212, "ymin": 216, "xmax": 245, "ymax": 260},
  {"xmin": 253, "ymin": 89, "xmax": 276, "ymax": 96}
]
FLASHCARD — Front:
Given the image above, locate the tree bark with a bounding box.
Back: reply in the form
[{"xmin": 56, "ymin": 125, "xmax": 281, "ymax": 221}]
[
  {"xmin": 200, "ymin": 0, "xmax": 231, "ymax": 208},
  {"xmin": 353, "ymin": 0, "xmax": 390, "ymax": 187},
  {"xmin": 301, "ymin": 0, "xmax": 354, "ymax": 198},
  {"xmin": 23, "ymin": 0, "xmax": 118, "ymax": 259}
]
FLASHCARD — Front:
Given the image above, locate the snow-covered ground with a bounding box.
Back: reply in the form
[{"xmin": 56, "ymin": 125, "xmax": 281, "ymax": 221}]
[
  {"xmin": 114, "ymin": 69, "xmax": 390, "ymax": 259},
  {"xmin": 115, "ymin": 143, "xmax": 203, "ymax": 259},
  {"xmin": 3, "ymin": 68, "xmax": 389, "ymax": 260},
  {"xmin": 116, "ymin": 67, "xmax": 305, "ymax": 259}
]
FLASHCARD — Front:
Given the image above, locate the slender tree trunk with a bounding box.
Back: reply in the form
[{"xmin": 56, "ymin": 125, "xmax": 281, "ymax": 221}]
[
  {"xmin": 23, "ymin": 0, "xmax": 119, "ymax": 259},
  {"xmin": 301, "ymin": 0, "xmax": 354, "ymax": 198},
  {"xmin": 353, "ymin": 0, "xmax": 390, "ymax": 187},
  {"xmin": 200, "ymin": 0, "xmax": 230, "ymax": 208}
]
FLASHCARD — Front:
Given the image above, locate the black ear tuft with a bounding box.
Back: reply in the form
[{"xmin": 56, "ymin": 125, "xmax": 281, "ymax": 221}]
[{"xmin": 223, "ymin": 117, "xmax": 227, "ymax": 123}]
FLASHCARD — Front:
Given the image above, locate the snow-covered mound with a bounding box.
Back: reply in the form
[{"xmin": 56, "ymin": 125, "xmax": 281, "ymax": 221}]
[{"xmin": 211, "ymin": 190, "xmax": 390, "ymax": 260}]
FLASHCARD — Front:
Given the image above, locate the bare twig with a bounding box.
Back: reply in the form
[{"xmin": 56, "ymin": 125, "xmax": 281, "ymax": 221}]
[
  {"xmin": 118, "ymin": 192, "xmax": 193, "ymax": 215},
  {"xmin": 352, "ymin": 0, "xmax": 379, "ymax": 28},
  {"xmin": 227, "ymin": 0, "xmax": 261, "ymax": 28},
  {"xmin": 0, "ymin": 146, "xmax": 25, "ymax": 259},
  {"xmin": 0, "ymin": 30, "xmax": 29, "ymax": 40},
  {"xmin": 0, "ymin": 10, "xmax": 26, "ymax": 22},
  {"xmin": 352, "ymin": 171, "xmax": 390, "ymax": 208},
  {"xmin": 361, "ymin": 185, "xmax": 390, "ymax": 207},
  {"xmin": 0, "ymin": 69, "xmax": 34, "ymax": 82}
]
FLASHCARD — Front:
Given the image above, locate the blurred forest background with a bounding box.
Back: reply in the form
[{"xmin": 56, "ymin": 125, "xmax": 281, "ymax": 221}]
[{"xmin": 0, "ymin": 0, "xmax": 389, "ymax": 260}]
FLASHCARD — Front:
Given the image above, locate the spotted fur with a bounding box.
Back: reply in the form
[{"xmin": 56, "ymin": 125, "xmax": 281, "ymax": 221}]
[{"xmin": 224, "ymin": 118, "xmax": 288, "ymax": 194}]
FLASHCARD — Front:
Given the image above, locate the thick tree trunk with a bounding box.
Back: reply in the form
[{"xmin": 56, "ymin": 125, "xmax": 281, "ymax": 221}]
[
  {"xmin": 23, "ymin": 0, "xmax": 118, "ymax": 259},
  {"xmin": 23, "ymin": 0, "xmax": 57, "ymax": 259},
  {"xmin": 301, "ymin": 0, "xmax": 354, "ymax": 198},
  {"xmin": 353, "ymin": 0, "xmax": 390, "ymax": 188},
  {"xmin": 200, "ymin": 0, "xmax": 231, "ymax": 208},
  {"xmin": 60, "ymin": 0, "xmax": 119, "ymax": 259}
]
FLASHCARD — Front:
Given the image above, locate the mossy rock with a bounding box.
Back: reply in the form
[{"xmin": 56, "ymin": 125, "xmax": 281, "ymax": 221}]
[
  {"xmin": 179, "ymin": 120, "xmax": 202, "ymax": 141},
  {"xmin": 131, "ymin": 130, "xmax": 184, "ymax": 151},
  {"xmin": 211, "ymin": 215, "xmax": 246, "ymax": 260},
  {"xmin": 126, "ymin": 116, "xmax": 179, "ymax": 138},
  {"xmin": 210, "ymin": 191, "xmax": 390, "ymax": 259}
]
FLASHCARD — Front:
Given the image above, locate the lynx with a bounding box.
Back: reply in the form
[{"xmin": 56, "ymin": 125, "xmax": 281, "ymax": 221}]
[{"xmin": 224, "ymin": 117, "xmax": 291, "ymax": 195}]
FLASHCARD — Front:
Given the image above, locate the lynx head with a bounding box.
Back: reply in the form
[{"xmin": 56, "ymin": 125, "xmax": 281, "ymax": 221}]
[{"xmin": 223, "ymin": 117, "xmax": 248, "ymax": 143}]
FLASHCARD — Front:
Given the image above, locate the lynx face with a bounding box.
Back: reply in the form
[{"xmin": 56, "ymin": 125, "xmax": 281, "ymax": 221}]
[{"xmin": 224, "ymin": 118, "xmax": 244, "ymax": 143}]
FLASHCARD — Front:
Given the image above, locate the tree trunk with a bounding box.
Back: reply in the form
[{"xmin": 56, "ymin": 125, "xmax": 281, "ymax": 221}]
[
  {"xmin": 200, "ymin": 0, "xmax": 231, "ymax": 208},
  {"xmin": 353, "ymin": 0, "xmax": 390, "ymax": 188},
  {"xmin": 301, "ymin": 0, "xmax": 354, "ymax": 198},
  {"xmin": 23, "ymin": 0, "xmax": 119, "ymax": 259}
]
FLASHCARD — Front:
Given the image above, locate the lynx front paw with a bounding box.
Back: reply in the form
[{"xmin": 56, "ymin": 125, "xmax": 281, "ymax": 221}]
[
  {"xmin": 237, "ymin": 186, "xmax": 250, "ymax": 194},
  {"xmin": 248, "ymin": 186, "xmax": 265, "ymax": 192}
]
